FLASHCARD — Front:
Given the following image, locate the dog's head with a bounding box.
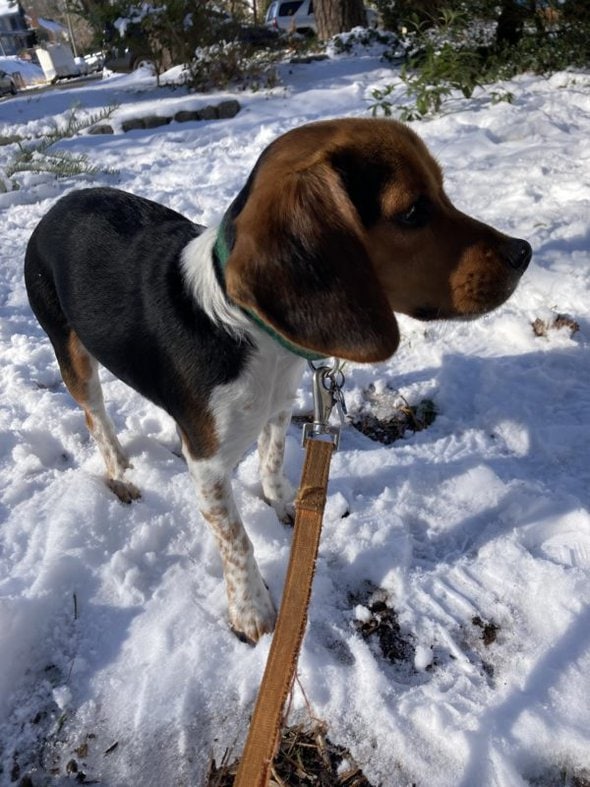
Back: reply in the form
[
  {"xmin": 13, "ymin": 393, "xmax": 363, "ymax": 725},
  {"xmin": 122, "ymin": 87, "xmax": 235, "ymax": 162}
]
[{"xmin": 224, "ymin": 118, "xmax": 531, "ymax": 362}]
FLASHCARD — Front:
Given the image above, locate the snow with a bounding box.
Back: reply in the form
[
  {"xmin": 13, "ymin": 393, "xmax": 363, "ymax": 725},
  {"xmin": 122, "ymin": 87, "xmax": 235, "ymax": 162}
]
[{"xmin": 1, "ymin": 49, "xmax": 590, "ymax": 786}]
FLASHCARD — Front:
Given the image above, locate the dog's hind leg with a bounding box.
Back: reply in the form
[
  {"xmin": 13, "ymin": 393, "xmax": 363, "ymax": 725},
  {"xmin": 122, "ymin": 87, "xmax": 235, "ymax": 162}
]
[
  {"xmin": 56, "ymin": 331, "xmax": 140, "ymax": 504},
  {"xmin": 26, "ymin": 253, "xmax": 139, "ymax": 503}
]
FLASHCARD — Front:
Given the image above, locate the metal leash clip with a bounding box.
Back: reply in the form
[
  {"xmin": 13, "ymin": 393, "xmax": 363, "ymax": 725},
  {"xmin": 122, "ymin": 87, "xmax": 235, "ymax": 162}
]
[{"xmin": 302, "ymin": 360, "xmax": 347, "ymax": 449}]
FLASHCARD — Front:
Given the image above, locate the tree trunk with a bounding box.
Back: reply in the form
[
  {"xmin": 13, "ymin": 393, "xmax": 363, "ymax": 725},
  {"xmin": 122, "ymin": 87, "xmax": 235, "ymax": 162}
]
[
  {"xmin": 496, "ymin": 0, "xmax": 525, "ymax": 46},
  {"xmin": 314, "ymin": 0, "xmax": 366, "ymax": 41}
]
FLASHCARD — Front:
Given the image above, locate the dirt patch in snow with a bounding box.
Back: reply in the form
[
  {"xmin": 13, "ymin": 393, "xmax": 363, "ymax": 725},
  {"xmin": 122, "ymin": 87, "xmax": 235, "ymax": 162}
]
[{"xmin": 207, "ymin": 722, "xmax": 373, "ymax": 786}]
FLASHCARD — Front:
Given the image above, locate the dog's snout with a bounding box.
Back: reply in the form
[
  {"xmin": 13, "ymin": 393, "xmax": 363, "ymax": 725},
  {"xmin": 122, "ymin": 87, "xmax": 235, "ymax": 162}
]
[{"xmin": 501, "ymin": 238, "xmax": 532, "ymax": 272}]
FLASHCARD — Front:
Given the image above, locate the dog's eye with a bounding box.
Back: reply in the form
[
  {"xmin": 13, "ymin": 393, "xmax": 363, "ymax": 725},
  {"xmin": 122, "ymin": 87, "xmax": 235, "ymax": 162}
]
[{"xmin": 395, "ymin": 196, "xmax": 431, "ymax": 228}]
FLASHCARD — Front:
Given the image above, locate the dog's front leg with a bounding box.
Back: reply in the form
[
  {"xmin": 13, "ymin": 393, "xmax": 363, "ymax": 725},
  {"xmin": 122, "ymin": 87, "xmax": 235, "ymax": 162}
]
[
  {"xmin": 182, "ymin": 448, "xmax": 276, "ymax": 643},
  {"xmin": 258, "ymin": 408, "xmax": 295, "ymax": 524}
]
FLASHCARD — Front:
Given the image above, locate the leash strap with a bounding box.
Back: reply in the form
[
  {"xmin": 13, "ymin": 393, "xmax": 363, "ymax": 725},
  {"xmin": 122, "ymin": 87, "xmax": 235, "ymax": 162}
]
[{"xmin": 234, "ymin": 437, "xmax": 335, "ymax": 787}]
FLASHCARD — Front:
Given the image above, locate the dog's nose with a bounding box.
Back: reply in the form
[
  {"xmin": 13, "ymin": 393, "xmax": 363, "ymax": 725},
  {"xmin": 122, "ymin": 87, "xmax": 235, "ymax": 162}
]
[{"xmin": 501, "ymin": 238, "xmax": 532, "ymax": 272}]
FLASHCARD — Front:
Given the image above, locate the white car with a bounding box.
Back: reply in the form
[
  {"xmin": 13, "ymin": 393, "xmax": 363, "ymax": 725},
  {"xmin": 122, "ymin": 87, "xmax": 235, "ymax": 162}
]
[{"xmin": 264, "ymin": 0, "xmax": 377, "ymax": 34}]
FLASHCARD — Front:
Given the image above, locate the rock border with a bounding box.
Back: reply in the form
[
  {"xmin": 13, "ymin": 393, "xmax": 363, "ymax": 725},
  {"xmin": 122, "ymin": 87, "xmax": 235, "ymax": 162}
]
[{"xmin": 88, "ymin": 98, "xmax": 241, "ymax": 135}]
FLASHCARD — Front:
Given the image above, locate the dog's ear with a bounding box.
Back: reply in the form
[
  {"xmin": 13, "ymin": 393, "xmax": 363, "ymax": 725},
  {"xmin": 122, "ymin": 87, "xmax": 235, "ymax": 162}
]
[{"xmin": 224, "ymin": 162, "xmax": 399, "ymax": 362}]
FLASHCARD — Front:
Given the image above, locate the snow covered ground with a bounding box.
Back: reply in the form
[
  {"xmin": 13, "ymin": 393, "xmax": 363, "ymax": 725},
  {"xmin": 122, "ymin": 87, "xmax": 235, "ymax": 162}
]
[{"xmin": 1, "ymin": 46, "xmax": 589, "ymax": 786}]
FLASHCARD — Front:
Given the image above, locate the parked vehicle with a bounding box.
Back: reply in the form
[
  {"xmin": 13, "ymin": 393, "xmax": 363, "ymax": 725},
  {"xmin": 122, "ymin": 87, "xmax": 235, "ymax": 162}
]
[
  {"xmin": 0, "ymin": 69, "xmax": 17, "ymax": 97},
  {"xmin": 36, "ymin": 44, "xmax": 85, "ymax": 82},
  {"xmin": 265, "ymin": 0, "xmax": 315, "ymax": 33},
  {"xmin": 264, "ymin": 0, "xmax": 378, "ymax": 34},
  {"xmin": 103, "ymin": 46, "xmax": 156, "ymax": 74},
  {"xmin": 103, "ymin": 18, "xmax": 277, "ymax": 74}
]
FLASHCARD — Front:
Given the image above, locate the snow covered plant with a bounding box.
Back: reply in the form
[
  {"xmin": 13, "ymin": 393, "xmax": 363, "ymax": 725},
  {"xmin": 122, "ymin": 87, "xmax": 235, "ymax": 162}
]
[
  {"xmin": 329, "ymin": 26, "xmax": 405, "ymax": 59},
  {"xmin": 0, "ymin": 105, "xmax": 117, "ymax": 193},
  {"xmin": 366, "ymin": 84, "xmax": 396, "ymax": 117},
  {"xmin": 188, "ymin": 41, "xmax": 281, "ymax": 92}
]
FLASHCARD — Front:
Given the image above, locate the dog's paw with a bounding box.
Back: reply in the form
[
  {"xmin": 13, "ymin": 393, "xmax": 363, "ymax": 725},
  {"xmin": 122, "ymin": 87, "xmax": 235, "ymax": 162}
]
[
  {"xmin": 107, "ymin": 478, "xmax": 141, "ymax": 504},
  {"xmin": 266, "ymin": 497, "xmax": 295, "ymax": 526},
  {"xmin": 228, "ymin": 577, "xmax": 276, "ymax": 645},
  {"xmin": 263, "ymin": 477, "xmax": 296, "ymax": 524}
]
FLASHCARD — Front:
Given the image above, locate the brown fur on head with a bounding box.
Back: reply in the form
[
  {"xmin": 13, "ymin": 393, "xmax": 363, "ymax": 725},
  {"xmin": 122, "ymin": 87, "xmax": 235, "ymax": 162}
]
[{"xmin": 225, "ymin": 118, "xmax": 531, "ymax": 362}]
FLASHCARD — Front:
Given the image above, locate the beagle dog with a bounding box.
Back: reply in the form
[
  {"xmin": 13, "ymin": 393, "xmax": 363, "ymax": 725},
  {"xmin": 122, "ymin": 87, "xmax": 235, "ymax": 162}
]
[{"xmin": 24, "ymin": 118, "xmax": 531, "ymax": 643}]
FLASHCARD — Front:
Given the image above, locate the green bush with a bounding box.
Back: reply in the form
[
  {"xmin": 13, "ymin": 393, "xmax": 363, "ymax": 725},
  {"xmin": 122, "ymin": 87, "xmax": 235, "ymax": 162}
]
[
  {"xmin": 90, "ymin": 0, "xmax": 284, "ymax": 86},
  {"xmin": 187, "ymin": 41, "xmax": 281, "ymax": 92},
  {"xmin": 374, "ymin": 0, "xmax": 448, "ymax": 35},
  {"xmin": 490, "ymin": 24, "xmax": 590, "ymax": 79},
  {"xmin": 378, "ymin": 2, "xmax": 590, "ymax": 120},
  {"xmin": 98, "ymin": 0, "xmax": 235, "ymax": 78},
  {"xmin": 393, "ymin": 8, "xmax": 485, "ymax": 119}
]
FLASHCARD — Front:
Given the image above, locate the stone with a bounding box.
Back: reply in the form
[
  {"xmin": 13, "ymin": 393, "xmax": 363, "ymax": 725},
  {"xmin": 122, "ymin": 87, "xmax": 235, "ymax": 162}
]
[
  {"xmin": 142, "ymin": 115, "xmax": 172, "ymax": 129},
  {"xmin": 217, "ymin": 100, "xmax": 241, "ymax": 119},
  {"xmin": 199, "ymin": 105, "xmax": 218, "ymax": 120},
  {"xmin": 174, "ymin": 109, "xmax": 201, "ymax": 123},
  {"xmin": 121, "ymin": 118, "xmax": 145, "ymax": 132},
  {"xmin": 88, "ymin": 125, "xmax": 114, "ymax": 135}
]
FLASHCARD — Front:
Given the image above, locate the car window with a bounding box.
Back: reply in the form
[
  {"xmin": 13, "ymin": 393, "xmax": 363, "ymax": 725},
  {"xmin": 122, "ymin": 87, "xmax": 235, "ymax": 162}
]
[{"xmin": 278, "ymin": 1, "xmax": 304, "ymax": 16}]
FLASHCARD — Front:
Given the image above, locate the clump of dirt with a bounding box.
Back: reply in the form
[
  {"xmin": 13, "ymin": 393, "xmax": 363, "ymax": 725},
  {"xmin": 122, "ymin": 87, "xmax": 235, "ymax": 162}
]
[
  {"xmin": 472, "ymin": 615, "xmax": 500, "ymax": 647},
  {"xmin": 293, "ymin": 387, "xmax": 437, "ymax": 447},
  {"xmin": 352, "ymin": 586, "xmax": 414, "ymax": 666},
  {"xmin": 528, "ymin": 765, "xmax": 590, "ymax": 786},
  {"xmin": 351, "ymin": 391, "xmax": 437, "ymax": 445},
  {"xmin": 207, "ymin": 723, "xmax": 373, "ymax": 786},
  {"xmin": 532, "ymin": 313, "xmax": 580, "ymax": 338}
]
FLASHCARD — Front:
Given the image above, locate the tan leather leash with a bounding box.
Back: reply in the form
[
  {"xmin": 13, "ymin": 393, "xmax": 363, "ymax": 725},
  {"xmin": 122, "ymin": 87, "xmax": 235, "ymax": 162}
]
[{"xmin": 234, "ymin": 361, "xmax": 346, "ymax": 787}]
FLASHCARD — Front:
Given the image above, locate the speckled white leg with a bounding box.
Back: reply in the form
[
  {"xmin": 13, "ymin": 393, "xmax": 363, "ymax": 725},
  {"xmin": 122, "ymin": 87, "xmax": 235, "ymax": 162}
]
[
  {"xmin": 258, "ymin": 409, "xmax": 295, "ymax": 523},
  {"xmin": 182, "ymin": 447, "xmax": 276, "ymax": 643}
]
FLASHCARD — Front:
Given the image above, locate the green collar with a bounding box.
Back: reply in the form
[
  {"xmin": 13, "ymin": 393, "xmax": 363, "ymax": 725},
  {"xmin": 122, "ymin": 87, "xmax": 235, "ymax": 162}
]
[{"xmin": 213, "ymin": 218, "xmax": 326, "ymax": 362}]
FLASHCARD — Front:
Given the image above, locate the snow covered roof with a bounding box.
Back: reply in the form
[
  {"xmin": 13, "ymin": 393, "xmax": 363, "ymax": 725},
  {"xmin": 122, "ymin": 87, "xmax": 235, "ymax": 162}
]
[
  {"xmin": 36, "ymin": 16, "xmax": 67, "ymax": 34},
  {"xmin": 0, "ymin": 0, "xmax": 19, "ymax": 15}
]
